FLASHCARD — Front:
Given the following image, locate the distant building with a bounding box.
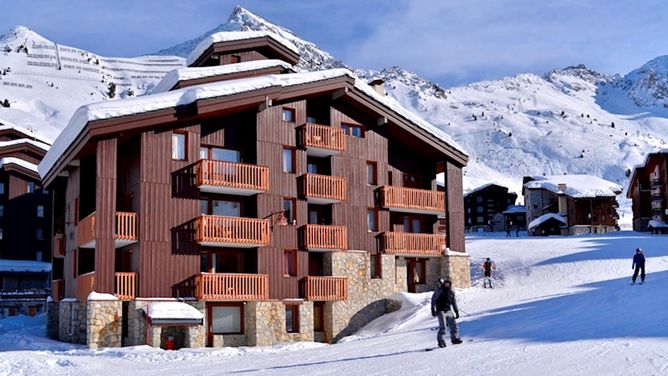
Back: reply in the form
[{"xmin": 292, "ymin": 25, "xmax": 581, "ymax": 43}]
[
  {"xmin": 523, "ymin": 175, "xmax": 621, "ymax": 236},
  {"xmin": 627, "ymin": 151, "xmax": 668, "ymax": 233},
  {"xmin": 464, "ymin": 184, "xmax": 517, "ymax": 232},
  {"xmin": 503, "ymin": 205, "xmax": 527, "ymax": 231},
  {"xmin": 0, "ymin": 260, "xmax": 50, "ymax": 317}
]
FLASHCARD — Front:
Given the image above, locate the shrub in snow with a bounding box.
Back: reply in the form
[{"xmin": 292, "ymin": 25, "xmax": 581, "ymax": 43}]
[{"xmin": 107, "ymin": 82, "xmax": 116, "ymax": 98}]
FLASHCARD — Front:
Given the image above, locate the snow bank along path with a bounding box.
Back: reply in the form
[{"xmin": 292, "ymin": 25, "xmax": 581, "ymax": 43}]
[{"xmin": 1, "ymin": 232, "xmax": 667, "ymax": 375}]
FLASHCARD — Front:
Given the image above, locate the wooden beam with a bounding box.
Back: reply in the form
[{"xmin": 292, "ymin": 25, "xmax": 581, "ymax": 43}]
[
  {"xmin": 377, "ymin": 117, "xmax": 388, "ymax": 126},
  {"xmin": 258, "ymin": 96, "xmax": 272, "ymax": 112},
  {"xmin": 332, "ymin": 87, "xmax": 349, "ymax": 100}
]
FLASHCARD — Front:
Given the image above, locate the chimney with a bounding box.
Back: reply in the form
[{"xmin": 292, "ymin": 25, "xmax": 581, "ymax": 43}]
[
  {"xmin": 368, "ymin": 78, "xmax": 386, "ymax": 96},
  {"xmin": 557, "ymin": 183, "xmax": 567, "ymax": 192}
]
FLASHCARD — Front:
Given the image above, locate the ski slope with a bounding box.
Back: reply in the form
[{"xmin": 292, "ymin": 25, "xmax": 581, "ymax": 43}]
[{"xmin": 2, "ymin": 232, "xmax": 667, "ymax": 376}]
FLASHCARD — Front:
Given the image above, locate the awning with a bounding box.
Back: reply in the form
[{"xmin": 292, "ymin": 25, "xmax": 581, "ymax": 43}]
[{"xmin": 143, "ymin": 302, "xmax": 204, "ymax": 326}]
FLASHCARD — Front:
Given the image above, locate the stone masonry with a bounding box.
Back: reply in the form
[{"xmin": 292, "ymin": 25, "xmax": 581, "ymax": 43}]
[
  {"xmin": 442, "ymin": 252, "xmax": 471, "ymax": 289},
  {"xmin": 58, "ymin": 300, "xmax": 87, "ymax": 344},
  {"xmin": 246, "ymin": 300, "xmax": 314, "ymax": 346},
  {"xmin": 46, "ymin": 301, "xmax": 59, "ymax": 339},
  {"xmin": 87, "ymin": 300, "xmax": 122, "ymax": 348}
]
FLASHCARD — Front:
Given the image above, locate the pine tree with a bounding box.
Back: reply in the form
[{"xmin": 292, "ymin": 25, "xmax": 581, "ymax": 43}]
[
  {"xmin": 127, "ymin": 88, "xmax": 134, "ymax": 97},
  {"xmin": 2, "ymin": 99, "xmax": 10, "ymax": 108},
  {"xmin": 107, "ymin": 82, "xmax": 116, "ymax": 98}
]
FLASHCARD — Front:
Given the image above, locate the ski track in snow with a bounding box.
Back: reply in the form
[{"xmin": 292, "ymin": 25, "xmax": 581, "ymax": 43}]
[{"xmin": 1, "ymin": 231, "xmax": 668, "ymax": 376}]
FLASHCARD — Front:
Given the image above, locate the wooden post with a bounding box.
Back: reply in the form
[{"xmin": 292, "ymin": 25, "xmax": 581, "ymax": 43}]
[{"xmin": 94, "ymin": 138, "xmax": 118, "ymax": 293}]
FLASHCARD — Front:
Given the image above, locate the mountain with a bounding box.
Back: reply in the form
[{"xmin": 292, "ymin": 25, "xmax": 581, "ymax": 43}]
[
  {"xmin": 0, "ymin": 26, "xmax": 185, "ymax": 139},
  {"xmin": 3, "ymin": 6, "xmax": 668, "ymax": 223}
]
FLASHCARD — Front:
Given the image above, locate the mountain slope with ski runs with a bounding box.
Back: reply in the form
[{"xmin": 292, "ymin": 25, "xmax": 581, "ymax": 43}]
[{"xmin": 2, "ymin": 6, "xmax": 668, "ymax": 221}]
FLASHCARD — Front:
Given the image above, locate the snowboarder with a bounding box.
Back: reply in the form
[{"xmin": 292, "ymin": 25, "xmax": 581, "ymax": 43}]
[
  {"xmin": 631, "ymin": 248, "xmax": 646, "ymax": 285},
  {"xmin": 431, "ymin": 277, "xmax": 462, "ymax": 348},
  {"xmin": 482, "ymin": 258, "xmax": 496, "ymax": 288}
]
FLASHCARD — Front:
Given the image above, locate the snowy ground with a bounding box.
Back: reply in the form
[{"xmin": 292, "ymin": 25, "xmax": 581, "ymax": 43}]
[{"xmin": 2, "ymin": 232, "xmax": 668, "ymax": 376}]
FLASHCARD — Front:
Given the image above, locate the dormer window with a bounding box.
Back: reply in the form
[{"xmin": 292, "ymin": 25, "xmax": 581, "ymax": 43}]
[{"xmin": 282, "ymin": 108, "xmax": 295, "ymax": 123}]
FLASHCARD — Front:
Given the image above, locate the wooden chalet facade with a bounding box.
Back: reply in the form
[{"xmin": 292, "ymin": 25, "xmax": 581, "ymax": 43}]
[
  {"xmin": 627, "ymin": 151, "xmax": 668, "ymax": 233},
  {"xmin": 41, "ymin": 30, "xmax": 468, "ymax": 349},
  {"xmin": 463, "ymin": 184, "xmax": 517, "ymax": 232},
  {"xmin": 523, "ymin": 175, "xmax": 621, "ymax": 236}
]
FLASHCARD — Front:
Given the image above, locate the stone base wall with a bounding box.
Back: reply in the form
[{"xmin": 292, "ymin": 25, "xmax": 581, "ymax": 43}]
[
  {"xmin": 395, "ymin": 257, "xmax": 407, "ymax": 293},
  {"xmin": 87, "ymin": 300, "xmax": 122, "ymax": 349},
  {"xmin": 566, "ymin": 225, "xmax": 616, "ymax": 236},
  {"xmin": 127, "ymin": 299, "xmax": 205, "ymax": 348},
  {"xmin": 46, "ymin": 302, "xmax": 59, "ymax": 339},
  {"xmin": 246, "ymin": 300, "xmax": 314, "ymax": 346},
  {"xmin": 415, "ymin": 257, "xmax": 443, "ymax": 293},
  {"xmin": 442, "ymin": 253, "xmax": 471, "ymax": 289},
  {"xmin": 58, "ymin": 300, "xmax": 87, "ymax": 345}
]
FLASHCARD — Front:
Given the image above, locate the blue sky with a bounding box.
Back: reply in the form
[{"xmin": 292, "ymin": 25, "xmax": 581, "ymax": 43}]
[{"xmin": 1, "ymin": 0, "xmax": 667, "ymax": 86}]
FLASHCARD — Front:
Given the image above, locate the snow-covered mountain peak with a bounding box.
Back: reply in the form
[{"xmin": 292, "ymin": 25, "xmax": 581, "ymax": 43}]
[
  {"xmin": 0, "ymin": 25, "xmax": 52, "ymax": 49},
  {"xmin": 619, "ymin": 55, "xmax": 668, "ymax": 107}
]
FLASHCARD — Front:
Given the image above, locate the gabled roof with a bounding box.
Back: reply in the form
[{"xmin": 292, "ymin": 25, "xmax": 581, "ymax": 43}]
[
  {"xmin": 186, "ymin": 31, "xmax": 300, "ymax": 67},
  {"xmin": 464, "ymin": 183, "xmax": 516, "ymax": 198},
  {"xmin": 0, "ymin": 138, "xmax": 50, "ymax": 153},
  {"xmin": 0, "ymin": 122, "xmax": 53, "ymax": 145},
  {"xmin": 528, "ymin": 213, "xmax": 566, "ymax": 230},
  {"xmin": 524, "ymin": 175, "xmax": 622, "ymax": 199},
  {"xmin": 152, "ymin": 60, "xmax": 293, "ymax": 93},
  {"xmin": 0, "ymin": 157, "xmax": 39, "ymax": 174},
  {"xmin": 39, "ymin": 68, "xmax": 467, "ymax": 184}
]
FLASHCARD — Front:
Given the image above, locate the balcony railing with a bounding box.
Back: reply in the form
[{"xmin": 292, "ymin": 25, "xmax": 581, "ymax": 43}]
[
  {"xmin": 114, "ymin": 272, "xmax": 137, "ymax": 301},
  {"xmin": 302, "ymin": 224, "xmax": 347, "ymax": 251},
  {"xmin": 76, "ymin": 272, "xmax": 95, "ymax": 302},
  {"xmin": 379, "ymin": 186, "xmax": 445, "ymax": 215},
  {"xmin": 51, "ymin": 279, "xmax": 64, "ymax": 302},
  {"xmin": 53, "ymin": 233, "xmax": 65, "ymax": 258},
  {"xmin": 77, "ymin": 211, "xmax": 138, "ymax": 248},
  {"xmin": 303, "ymin": 276, "xmax": 348, "ymax": 301},
  {"xmin": 381, "ymin": 232, "xmax": 445, "ymax": 256},
  {"xmin": 298, "ymin": 123, "xmax": 345, "ymax": 157},
  {"xmin": 195, "ymin": 159, "xmax": 269, "ymax": 196},
  {"xmin": 195, "ymin": 215, "xmax": 270, "ymax": 247},
  {"xmin": 302, "ymin": 174, "xmax": 346, "ymax": 204},
  {"xmin": 194, "ymin": 273, "xmax": 269, "ymax": 301},
  {"xmin": 651, "ymin": 178, "xmax": 662, "ymax": 187}
]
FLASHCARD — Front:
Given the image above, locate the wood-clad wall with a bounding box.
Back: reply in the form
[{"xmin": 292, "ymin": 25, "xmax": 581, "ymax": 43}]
[
  {"xmin": 63, "ymin": 168, "xmax": 80, "ymax": 298},
  {"xmin": 445, "ymin": 162, "xmax": 465, "ymax": 253},
  {"xmin": 94, "ymin": 138, "xmax": 117, "ymax": 293}
]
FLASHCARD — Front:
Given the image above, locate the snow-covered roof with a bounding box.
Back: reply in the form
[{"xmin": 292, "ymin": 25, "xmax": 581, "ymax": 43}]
[
  {"xmin": 87, "ymin": 292, "xmax": 118, "ymax": 301},
  {"xmin": 464, "ymin": 183, "xmax": 514, "ymax": 197},
  {"xmin": 0, "ymin": 122, "xmax": 53, "ymax": 145},
  {"xmin": 40, "ymin": 69, "xmax": 466, "ymax": 180},
  {"xmin": 186, "ymin": 31, "xmax": 300, "ymax": 66},
  {"xmin": 0, "ymin": 138, "xmax": 50, "ymax": 152},
  {"xmin": 503, "ymin": 205, "xmax": 526, "ymax": 214},
  {"xmin": 649, "ymin": 219, "xmax": 668, "ymax": 228},
  {"xmin": 524, "ymin": 175, "xmax": 622, "ymax": 198},
  {"xmin": 0, "ymin": 157, "xmax": 39, "ymax": 173},
  {"xmin": 0, "ymin": 260, "xmax": 51, "ymax": 273},
  {"xmin": 528, "ymin": 213, "xmax": 566, "ymax": 230},
  {"xmin": 152, "ymin": 59, "xmax": 293, "ymax": 94},
  {"xmin": 143, "ymin": 302, "xmax": 204, "ymax": 325}
]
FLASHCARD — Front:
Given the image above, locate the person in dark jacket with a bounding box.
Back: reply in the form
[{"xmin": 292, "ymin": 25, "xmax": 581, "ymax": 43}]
[
  {"xmin": 632, "ymin": 248, "xmax": 646, "ymax": 285},
  {"xmin": 431, "ymin": 277, "xmax": 463, "ymax": 347}
]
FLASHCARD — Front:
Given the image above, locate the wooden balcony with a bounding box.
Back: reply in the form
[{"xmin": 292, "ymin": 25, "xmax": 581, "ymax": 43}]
[
  {"xmin": 194, "ymin": 273, "xmax": 269, "ymax": 301},
  {"xmin": 298, "ymin": 123, "xmax": 345, "ymax": 157},
  {"xmin": 302, "ymin": 224, "xmax": 347, "ymax": 251},
  {"xmin": 114, "ymin": 272, "xmax": 137, "ymax": 301},
  {"xmin": 195, "ymin": 159, "xmax": 269, "ymax": 196},
  {"xmin": 51, "ymin": 279, "xmax": 64, "ymax": 302},
  {"xmin": 53, "ymin": 233, "xmax": 65, "ymax": 258},
  {"xmin": 76, "ymin": 272, "xmax": 95, "ymax": 302},
  {"xmin": 78, "ymin": 211, "xmax": 138, "ymax": 249},
  {"xmin": 195, "ymin": 215, "xmax": 270, "ymax": 247},
  {"xmin": 303, "ymin": 276, "xmax": 348, "ymax": 301},
  {"xmin": 379, "ymin": 186, "xmax": 445, "ymax": 215},
  {"xmin": 650, "ymin": 178, "xmax": 662, "ymax": 187},
  {"xmin": 301, "ymin": 174, "xmax": 346, "ymax": 204},
  {"xmin": 381, "ymin": 232, "xmax": 445, "ymax": 257}
]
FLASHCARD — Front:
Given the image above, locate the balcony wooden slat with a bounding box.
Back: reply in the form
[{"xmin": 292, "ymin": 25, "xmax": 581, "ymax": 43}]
[
  {"xmin": 115, "ymin": 212, "xmax": 138, "ymax": 241},
  {"xmin": 114, "ymin": 272, "xmax": 136, "ymax": 301},
  {"xmin": 51, "ymin": 279, "xmax": 64, "ymax": 302},
  {"xmin": 76, "ymin": 272, "xmax": 95, "ymax": 302},
  {"xmin": 195, "ymin": 273, "xmax": 268, "ymax": 301},
  {"xmin": 77, "ymin": 212, "xmax": 96, "ymax": 248},
  {"xmin": 380, "ymin": 186, "xmax": 445, "ymax": 214},
  {"xmin": 304, "ymin": 276, "xmax": 347, "ymax": 301},
  {"xmin": 298, "ymin": 123, "xmax": 345, "ymax": 153},
  {"xmin": 53, "ymin": 233, "xmax": 65, "ymax": 258},
  {"xmin": 303, "ymin": 224, "xmax": 347, "ymax": 250},
  {"xmin": 381, "ymin": 232, "xmax": 445, "ymax": 256},
  {"xmin": 195, "ymin": 159, "xmax": 269, "ymax": 192},
  {"xmin": 302, "ymin": 174, "xmax": 346, "ymax": 202},
  {"xmin": 77, "ymin": 212, "xmax": 137, "ymax": 247},
  {"xmin": 195, "ymin": 215, "xmax": 270, "ymax": 247}
]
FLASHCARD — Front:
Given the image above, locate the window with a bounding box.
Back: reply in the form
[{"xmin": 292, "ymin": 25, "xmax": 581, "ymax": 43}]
[
  {"xmin": 42, "ymin": 188, "xmax": 48, "ymax": 195},
  {"xmin": 210, "ymin": 305, "xmax": 243, "ymax": 334},
  {"xmin": 282, "ymin": 147, "xmax": 295, "ymax": 173},
  {"xmin": 282, "ymin": 108, "xmax": 295, "ymax": 123},
  {"xmin": 284, "ymin": 249, "xmax": 298, "ymax": 277},
  {"xmin": 171, "ymin": 132, "xmax": 187, "ymax": 160},
  {"xmin": 414, "ymin": 259, "xmax": 426, "ymax": 284},
  {"xmin": 476, "ymin": 196, "xmax": 483, "ymax": 203},
  {"xmin": 467, "ymin": 218, "xmax": 472, "ymax": 224},
  {"xmin": 366, "ymin": 162, "xmax": 377, "ymax": 185},
  {"xmin": 36, "ymin": 228, "xmax": 44, "ymax": 240},
  {"xmin": 27, "ymin": 182, "xmax": 35, "ymax": 193},
  {"xmin": 37, "ymin": 205, "xmax": 44, "ymax": 218},
  {"xmin": 370, "ymin": 254, "xmax": 382, "ymax": 278},
  {"xmin": 476, "ymin": 206, "xmax": 484, "ymax": 213},
  {"xmin": 341, "ymin": 123, "xmax": 364, "ymax": 138},
  {"xmin": 35, "ymin": 251, "xmax": 43, "ymax": 262},
  {"xmin": 0, "ymin": 205, "xmax": 3, "ymax": 217},
  {"xmin": 0, "ymin": 228, "xmax": 3, "ymax": 240},
  {"xmin": 306, "ymin": 116, "xmax": 317, "ymax": 123},
  {"xmin": 476, "ymin": 216, "xmax": 484, "ymax": 224},
  {"xmin": 285, "ymin": 304, "xmax": 299, "ymax": 333},
  {"xmin": 201, "ymin": 199, "xmax": 242, "ymax": 217},
  {"xmin": 367, "ymin": 208, "xmax": 378, "ymax": 232},
  {"xmin": 283, "ymin": 198, "xmax": 296, "ymax": 224},
  {"xmin": 313, "ymin": 302, "xmax": 325, "ymax": 332},
  {"xmin": 0, "ymin": 183, "xmax": 4, "ymax": 195},
  {"xmin": 200, "ymin": 146, "xmax": 241, "ymax": 162},
  {"xmin": 467, "ymin": 208, "xmax": 471, "ymax": 214}
]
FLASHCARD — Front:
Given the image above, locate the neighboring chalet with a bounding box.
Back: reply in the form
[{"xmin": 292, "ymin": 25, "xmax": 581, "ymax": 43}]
[
  {"xmin": 463, "ymin": 183, "xmax": 517, "ymax": 232},
  {"xmin": 524, "ymin": 175, "xmax": 621, "ymax": 236},
  {"xmin": 0, "ymin": 260, "xmax": 51, "ymax": 317},
  {"xmin": 627, "ymin": 150, "xmax": 668, "ymax": 233},
  {"xmin": 503, "ymin": 205, "xmax": 527, "ymax": 231},
  {"xmin": 40, "ymin": 30, "xmax": 469, "ymax": 349}
]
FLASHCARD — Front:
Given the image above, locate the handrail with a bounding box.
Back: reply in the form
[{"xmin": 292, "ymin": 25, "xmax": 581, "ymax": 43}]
[
  {"xmin": 303, "ymin": 173, "xmax": 346, "ymax": 201},
  {"xmin": 303, "ymin": 224, "xmax": 347, "ymax": 250},
  {"xmin": 380, "ymin": 186, "xmax": 445, "ymax": 213},
  {"xmin": 195, "ymin": 159, "xmax": 269, "ymax": 191},
  {"xmin": 195, "ymin": 215, "xmax": 270, "ymax": 246},
  {"xmin": 299, "ymin": 123, "xmax": 345, "ymax": 152},
  {"xmin": 114, "ymin": 272, "xmax": 136, "ymax": 301},
  {"xmin": 304, "ymin": 276, "xmax": 347, "ymax": 301},
  {"xmin": 381, "ymin": 232, "xmax": 445, "ymax": 256},
  {"xmin": 195, "ymin": 273, "xmax": 269, "ymax": 301},
  {"xmin": 76, "ymin": 272, "xmax": 95, "ymax": 302}
]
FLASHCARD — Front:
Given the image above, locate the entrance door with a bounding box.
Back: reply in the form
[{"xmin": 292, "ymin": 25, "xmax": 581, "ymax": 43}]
[{"xmin": 406, "ymin": 258, "xmax": 426, "ymax": 293}]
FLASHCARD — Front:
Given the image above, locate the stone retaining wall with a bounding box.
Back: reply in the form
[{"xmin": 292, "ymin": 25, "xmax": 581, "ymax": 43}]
[
  {"xmin": 246, "ymin": 300, "xmax": 314, "ymax": 346},
  {"xmin": 87, "ymin": 300, "xmax": 122, "ymax": 348},
  {"xmin": 58, "ymin": 300, "xmax": 87, "ymax": 344},
  {"xmin": 442, "ymin": 253, "xmax": 471, "ymax": 289},
  {"xmin": 46, "ymin": 301, "xmax": 59, "ymax": 339}
]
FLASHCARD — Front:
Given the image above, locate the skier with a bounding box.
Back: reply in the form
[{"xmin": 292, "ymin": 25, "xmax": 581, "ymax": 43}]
[
  {"xmin": 482, "ymin": 257, "xmax": 496, "ymax": 288},
  {"xmin": 631, "ymin": 248, "xmax": 646, "ymax": 285},
  {"xmin": 431, "ymin": 277, "xmax": 463, "ymax": 348}
]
